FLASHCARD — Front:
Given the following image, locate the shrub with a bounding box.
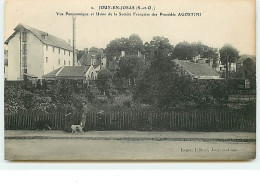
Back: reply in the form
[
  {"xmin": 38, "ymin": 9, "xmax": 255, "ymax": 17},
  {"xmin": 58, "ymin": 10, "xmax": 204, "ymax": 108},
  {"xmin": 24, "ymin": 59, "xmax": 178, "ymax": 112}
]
[{"xmin": 5, "ymin": 84, "xmax": 31, "ymax": 113}]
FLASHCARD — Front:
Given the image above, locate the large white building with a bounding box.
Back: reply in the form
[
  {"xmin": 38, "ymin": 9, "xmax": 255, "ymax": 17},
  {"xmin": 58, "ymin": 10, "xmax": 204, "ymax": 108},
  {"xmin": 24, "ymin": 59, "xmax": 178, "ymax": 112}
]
[{"xmin": 4, "ymin": 23, "xmax": 79, "ymax": 81}]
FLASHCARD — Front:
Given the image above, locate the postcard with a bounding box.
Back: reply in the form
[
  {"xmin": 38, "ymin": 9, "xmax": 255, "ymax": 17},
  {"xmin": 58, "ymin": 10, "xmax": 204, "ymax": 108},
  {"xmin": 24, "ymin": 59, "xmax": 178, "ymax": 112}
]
[{"xmin": 4, "ymin": 0, "xmax": 256, "ymax": 160}]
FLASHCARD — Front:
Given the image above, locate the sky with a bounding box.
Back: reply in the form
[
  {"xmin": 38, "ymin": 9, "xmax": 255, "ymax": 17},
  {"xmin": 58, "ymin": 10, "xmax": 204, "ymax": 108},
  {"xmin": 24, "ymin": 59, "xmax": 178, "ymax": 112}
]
[{"xmin": 4, "ymin": 0, "xmax": 256, "ymax": 55}]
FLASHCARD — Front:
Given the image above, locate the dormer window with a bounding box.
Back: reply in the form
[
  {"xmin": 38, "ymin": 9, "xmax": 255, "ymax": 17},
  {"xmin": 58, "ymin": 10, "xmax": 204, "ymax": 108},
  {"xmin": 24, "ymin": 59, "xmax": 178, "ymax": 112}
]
[{"xmin": 41, "ymin": 33, "xmax": 48, "ymax": 39}]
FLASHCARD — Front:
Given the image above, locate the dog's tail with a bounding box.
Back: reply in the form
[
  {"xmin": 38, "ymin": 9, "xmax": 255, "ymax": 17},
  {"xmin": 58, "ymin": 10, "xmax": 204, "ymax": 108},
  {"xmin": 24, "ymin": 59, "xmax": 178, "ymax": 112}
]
[
  {"xmin": 45, "ymin": 124, "xmax": 52, "ymax": 130},
  {"xmin": 80, "ymin": 122, "xmax": 85, "ymax": 128}
]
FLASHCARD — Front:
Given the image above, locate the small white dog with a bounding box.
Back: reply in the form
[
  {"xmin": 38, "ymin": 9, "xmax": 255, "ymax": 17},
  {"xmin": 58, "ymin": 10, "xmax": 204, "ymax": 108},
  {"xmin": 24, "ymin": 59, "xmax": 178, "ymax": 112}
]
[{"xmin": 71, "ymin": 124, "xmax": 84, "ymax": 134}]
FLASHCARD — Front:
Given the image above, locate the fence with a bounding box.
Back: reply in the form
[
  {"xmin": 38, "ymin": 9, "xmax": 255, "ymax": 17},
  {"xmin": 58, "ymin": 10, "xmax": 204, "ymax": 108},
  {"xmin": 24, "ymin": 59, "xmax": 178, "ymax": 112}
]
[
  {"xmin": 4, "ymin": 112, "xmax": 65, "ymax": 130},
  {"xmin": 4, "ymin": 110, "xmax": 256, "ymax": 132}
]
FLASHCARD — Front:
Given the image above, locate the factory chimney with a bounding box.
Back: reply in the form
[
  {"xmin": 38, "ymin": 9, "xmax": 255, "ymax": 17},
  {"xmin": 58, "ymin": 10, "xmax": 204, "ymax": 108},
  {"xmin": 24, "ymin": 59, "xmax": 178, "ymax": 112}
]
[{"xmin": 72, "ymin": 16, "xmax": 76, "ymax": 66}]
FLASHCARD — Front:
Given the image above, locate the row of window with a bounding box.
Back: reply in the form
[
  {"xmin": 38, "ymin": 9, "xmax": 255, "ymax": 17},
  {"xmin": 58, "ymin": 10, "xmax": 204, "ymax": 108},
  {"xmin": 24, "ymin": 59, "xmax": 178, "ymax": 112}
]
[
  {"xmin": 46, "ymin": 45, "xmax": 71, "ymax": 56},
  {"xmin": 46, "ymin": 57, "xmax": 71, "ymax": 66},
  {"xmin": 22, "ymin": 32, "xmax": 27, "ymax": 41}
]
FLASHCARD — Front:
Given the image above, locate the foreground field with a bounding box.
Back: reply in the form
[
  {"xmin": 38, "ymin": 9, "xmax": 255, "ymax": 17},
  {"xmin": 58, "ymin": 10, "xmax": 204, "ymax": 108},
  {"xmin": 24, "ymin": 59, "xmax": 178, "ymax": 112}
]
[{"xmin": 5, "ymin": 131, "xmax": 256, "ymax": 160}]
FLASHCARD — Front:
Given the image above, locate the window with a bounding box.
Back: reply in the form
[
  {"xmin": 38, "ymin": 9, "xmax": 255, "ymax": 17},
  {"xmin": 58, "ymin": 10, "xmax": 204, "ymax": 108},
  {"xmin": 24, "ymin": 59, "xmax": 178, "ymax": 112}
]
[
  {"xmin": 46, "ymin": 45, "xmax": 48, "ymax": 51},
  {"xmin": 69, "ymin": 51, "xmax": 70, "ymax": 56},
  {"xmin": 59, "ymin": 48, "xmax": 60, "ymax": 54},
  {"xmin": 69, "ymin": 61, "xmax": 70, "ymax": 66},
  {"xmin": 23, "ymin": 43, "xmax": 27, "ymax": 55},
  {"xmin": 53, "ymin": 47, "xmax": 55, "ymax": 52},
  {"xmin": 58, "ymin": 59, "xmax": 60, "ymax": 65},
  {"xmin": 23, "ymin": 56, "xmax": 27, "ymax": 67},
  {"xmin": 46, "ymin": 57, "xmax": 48, "ymax": 63},
  {"xmin": 64, "ymin": 60, "xmax": 66, "ymax": 65},
  {"xmin": 22, "ymin": 32, "xmax": 27, "ymax": 41},
  {"xmin": 64, "ymin": 50, "xmax": 66, "ymax": 55}
]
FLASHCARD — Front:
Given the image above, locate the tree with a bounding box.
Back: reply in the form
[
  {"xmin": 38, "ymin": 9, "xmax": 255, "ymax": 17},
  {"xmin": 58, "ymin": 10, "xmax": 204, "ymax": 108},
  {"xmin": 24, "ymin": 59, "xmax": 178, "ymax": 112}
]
[
  {"xmin": 174, "ymin": 42, "xmax": 198, "ymax": 60},
  {"xmin": 105, "ymin": 34, "xmax": 144, "ymax": 61},
  {"xmin": 114, "ymin": 56, "xmax": 146, "ymax": 82},
  {"xmin": 220, "ymin": 44, "xmax": 239, "ymax": 77},
  {"xmin": 134, "ymin": 41, "xmax": 201, "ymax": 110},
  {"xmin": 53, "ymin": 79, "xmax": 74, "ymax": 104},
  {"xmin": 210, "ymin": 80, "xmax": 232, "ymax": 104},
  {"xmin": 144, "ymin": 36, "xmax": 173, "ymax": 61},
  {"xmin": 174, "ymin": 41, "xmax": 218, "ymax": 62},
  {"xmin": 128, "ymin": 34, "xmax": 144, "ymax": 55},
  {"xmin": 242, "ymin": 58, "xmax": 256, "ymax": 79},
  {"xmin": 96, "ymin": 70, "xmax": 112, "ymax": 95}
]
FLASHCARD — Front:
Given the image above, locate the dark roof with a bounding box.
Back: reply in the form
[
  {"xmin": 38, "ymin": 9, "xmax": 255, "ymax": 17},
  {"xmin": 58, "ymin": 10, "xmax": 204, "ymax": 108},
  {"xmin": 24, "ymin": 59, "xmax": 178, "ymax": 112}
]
[
  {"xmin": 43, "ymin": 66, "xmax": 89, "ymax": 80},
  {"xmin": 78, "ymin": 52, "xmax": 92, "ymax": 66},
  {"xmin": 42, "ymin": 67, "xmax": 62, "ymax": 78},
  {"xmin": 5, "ymin": 23, "xmax": 73, "ymax": 51},
  {"xmin": 174, "ymin": 60, "xmax": 221, "ymax": 79},
  {"xmin": 78, "ymin": 51, "xmax": 102, "ymax": 67},
  {"xmin": 237, "ymin": 55, "xmax": 256, "ymax": 64}
]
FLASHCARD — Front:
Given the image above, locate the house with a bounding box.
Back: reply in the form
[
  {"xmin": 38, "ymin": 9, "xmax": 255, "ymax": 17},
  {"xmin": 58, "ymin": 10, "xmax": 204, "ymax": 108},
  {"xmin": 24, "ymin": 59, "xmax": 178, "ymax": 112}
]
[
  {"xmin": 42, "ymin": 64, "xmax": 102, "ymax": 85},
  {"xmin": 78, "ymin": 48, "xmax": 107, "ymax": 69},
  {"xmin": 173, "ymin": 59, "xmax": 222, "ymax": 80},
  {"xmin": 4, "ymin": 23, "xmax": 79, "ymax": 81},
  {"xmin": 236, "ymin": 55, "xmax": 256, "ymax": 71},
  {"xmin": 78, "ymin": 48, "xmax": 108, "ymax": 81}
]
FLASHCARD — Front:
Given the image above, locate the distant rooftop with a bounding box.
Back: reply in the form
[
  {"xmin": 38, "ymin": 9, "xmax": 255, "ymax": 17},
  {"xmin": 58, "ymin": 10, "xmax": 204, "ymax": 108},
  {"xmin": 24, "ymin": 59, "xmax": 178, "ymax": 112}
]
[
  {"xmin": 78, "ymin": 48, "xmax": 104, "ymax": 67},
  {"xmin": 43, "ymin": 66, "xmax": 89, "ymax": 80},
  {"xmin": 174, "ymin": 59, "xmax": 221, "ymax": 79}
]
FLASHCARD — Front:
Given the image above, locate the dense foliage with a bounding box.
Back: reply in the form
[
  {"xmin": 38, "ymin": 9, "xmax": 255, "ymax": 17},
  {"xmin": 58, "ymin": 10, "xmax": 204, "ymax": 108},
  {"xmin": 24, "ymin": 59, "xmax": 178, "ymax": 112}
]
[
  {"xmin": 105, "ymin": 34, "xmax": 144, "ymax": 61},
  {"xmin": 220, "ymin": 44, "xmax": 239, "ymax": 75},
  {"xmin": 173, "ymin": 42, "xmax": 218, "ymax": 61},
  {"xmin": 5, "ymin": 80, "xmax": 92, "ymax": 114},
  {"xmin": 5, "ymin": 34, "xmax": 256, "ymax": 114},
  {"xmin": 133, "ymin": 42, "xmax": 231, "ymax": 110}
]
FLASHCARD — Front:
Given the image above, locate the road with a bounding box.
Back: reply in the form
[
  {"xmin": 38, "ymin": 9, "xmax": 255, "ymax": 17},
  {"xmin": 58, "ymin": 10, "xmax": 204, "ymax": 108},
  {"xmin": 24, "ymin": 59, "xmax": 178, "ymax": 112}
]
[{"xmin": 5, "ymin": 138, "xmax": 255, "ymax": 160}]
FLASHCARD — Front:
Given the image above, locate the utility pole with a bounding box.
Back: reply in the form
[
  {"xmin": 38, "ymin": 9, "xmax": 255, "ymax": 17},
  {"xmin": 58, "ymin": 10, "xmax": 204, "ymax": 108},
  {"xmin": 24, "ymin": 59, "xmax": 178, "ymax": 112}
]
[
  {"xmin": 225, "ymin": 47, "xmax": 229, "ymax": 79},
  {"xmin": 72, "ymin": 16, "xmax": 76, "ymax": 66}
]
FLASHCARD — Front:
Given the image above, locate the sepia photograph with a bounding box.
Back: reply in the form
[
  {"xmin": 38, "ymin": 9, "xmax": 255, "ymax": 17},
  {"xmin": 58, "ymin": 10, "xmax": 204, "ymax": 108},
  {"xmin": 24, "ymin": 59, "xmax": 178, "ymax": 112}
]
[{"xmin": 3, "ymin": 0, "xmax": 256, "ymax": 160}]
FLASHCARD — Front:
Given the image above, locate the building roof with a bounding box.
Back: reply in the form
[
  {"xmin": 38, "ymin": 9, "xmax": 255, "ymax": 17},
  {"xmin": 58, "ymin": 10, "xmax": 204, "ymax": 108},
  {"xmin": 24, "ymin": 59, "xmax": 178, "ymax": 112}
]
[
  {"xmin": 5, "ymin": 23, "xmax": 73, "ymax": 51},
  {"xmin": 174, "ymin": 60, "xmax": 221, "ymax": 79},
  {"xmin": 42, "ymin": 67, "xmax": 62, "ymax": 79},
  {"xmin": 78, "ymin": 51, "xmax": 102, "ymax": 67},
  {"xmin": 43, "ymin": 66, "xmax": 89, "ymax": 80},
  {"xmin": 237, "ymin": 55, "xmax": 256, "ymax": 64},
  {"xmin": 78, "ymin": 52, "xmax": 92, "ymax": 66}
]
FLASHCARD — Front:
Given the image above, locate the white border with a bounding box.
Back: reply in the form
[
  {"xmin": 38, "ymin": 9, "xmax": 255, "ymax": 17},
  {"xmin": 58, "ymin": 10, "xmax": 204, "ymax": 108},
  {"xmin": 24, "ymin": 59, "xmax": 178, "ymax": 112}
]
[{"xmin": 0, "ymin": 0, "xmax": 259, "ymax": 170}]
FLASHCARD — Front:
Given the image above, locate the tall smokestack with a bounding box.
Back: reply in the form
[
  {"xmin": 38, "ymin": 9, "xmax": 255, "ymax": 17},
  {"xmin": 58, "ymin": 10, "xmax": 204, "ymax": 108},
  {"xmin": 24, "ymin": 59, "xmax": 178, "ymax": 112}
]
[{"xmin": 72, "ymin": 16, "xmax": 76, "ymax": 66}]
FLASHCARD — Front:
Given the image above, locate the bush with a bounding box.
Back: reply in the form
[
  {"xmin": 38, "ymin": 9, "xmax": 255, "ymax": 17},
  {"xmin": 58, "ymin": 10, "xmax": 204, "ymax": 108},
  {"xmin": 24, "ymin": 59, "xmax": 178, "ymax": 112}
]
[
  {"xmin": 5, "ymin": 84, "xmax": 31, "ymax": 113},
  {"xmin": 52, "ymin": 79, "xmax": 74, "ymax": 104}
]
